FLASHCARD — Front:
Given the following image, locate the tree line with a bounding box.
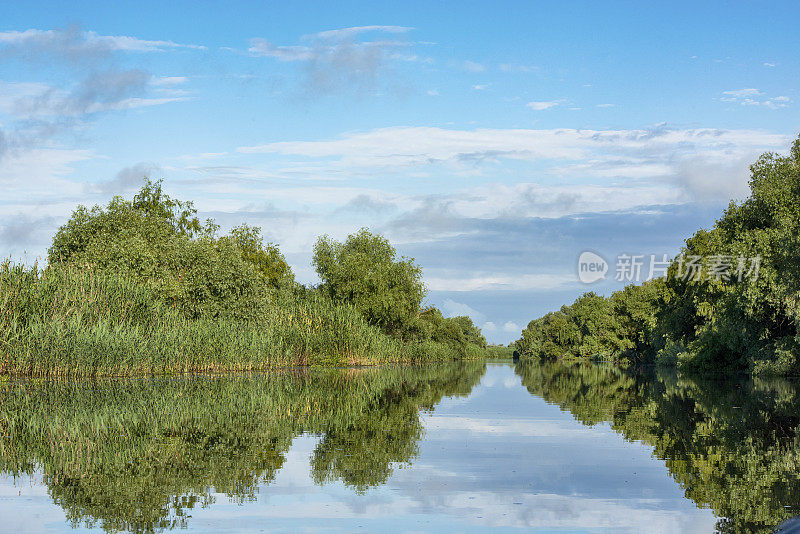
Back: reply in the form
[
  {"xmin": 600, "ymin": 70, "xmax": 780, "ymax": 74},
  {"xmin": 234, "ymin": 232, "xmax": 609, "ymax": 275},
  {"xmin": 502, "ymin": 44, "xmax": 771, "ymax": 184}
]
[
  {"xmin": 515, "ymin": 135, "xmax": 800, "ymax": 376},
  {"xmin": 1, "ymin": 180, "xmax": 487, "ymax": 376}
]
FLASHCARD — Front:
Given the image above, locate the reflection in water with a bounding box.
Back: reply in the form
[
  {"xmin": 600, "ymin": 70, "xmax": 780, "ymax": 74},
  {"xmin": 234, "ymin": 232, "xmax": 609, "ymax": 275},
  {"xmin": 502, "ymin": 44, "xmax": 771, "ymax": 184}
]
[
  {"xmin": 3, "ymin": 359, "xmax": 798, "ymax": 533},
  {"xmin": 515, "ymin": 358, "xmax": 800, "ymax": 534},
  {"xmin": 0, "ymin": 363, "xmax": 486, "ymax": 532}
]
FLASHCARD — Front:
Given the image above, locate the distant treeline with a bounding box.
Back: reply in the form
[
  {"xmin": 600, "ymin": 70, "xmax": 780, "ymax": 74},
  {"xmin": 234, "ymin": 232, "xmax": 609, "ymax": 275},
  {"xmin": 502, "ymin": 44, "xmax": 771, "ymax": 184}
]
[
  {"xmin": 515, "ymin": 135, "xmax": 800, "ymax": 376},
  {"xmin": 485, "ymin": 344, "xmax": 515, "ymax": 358},
  {"xmin": 1, "ymin": 180, "xmax": 488, "ymax": 377}
]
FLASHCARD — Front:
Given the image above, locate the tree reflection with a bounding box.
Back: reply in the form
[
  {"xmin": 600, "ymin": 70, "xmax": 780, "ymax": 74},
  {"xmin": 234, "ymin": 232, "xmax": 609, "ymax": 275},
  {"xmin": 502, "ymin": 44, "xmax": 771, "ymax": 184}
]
[
  {"xmin": 0, "ymin": 362, "xmax": 485, "ymax": 532},
  {"xmin": 515, "ymin": 358, "xmax": 800, "ymax": 533}
]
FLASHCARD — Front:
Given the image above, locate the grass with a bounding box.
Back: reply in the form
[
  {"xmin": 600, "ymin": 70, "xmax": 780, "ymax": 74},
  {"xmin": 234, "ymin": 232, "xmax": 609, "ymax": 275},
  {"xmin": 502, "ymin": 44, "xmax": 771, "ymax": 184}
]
[{"xmin": 1, "ymin": 262, "xmax": 479, "ymax": 377}]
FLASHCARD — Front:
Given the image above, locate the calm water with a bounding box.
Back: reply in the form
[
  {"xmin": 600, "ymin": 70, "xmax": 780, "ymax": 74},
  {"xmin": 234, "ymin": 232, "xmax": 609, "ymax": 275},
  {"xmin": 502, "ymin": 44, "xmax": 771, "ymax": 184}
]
[{"xmin": 0, "ymin": 360, "xmax": 798, "ymax": 533}]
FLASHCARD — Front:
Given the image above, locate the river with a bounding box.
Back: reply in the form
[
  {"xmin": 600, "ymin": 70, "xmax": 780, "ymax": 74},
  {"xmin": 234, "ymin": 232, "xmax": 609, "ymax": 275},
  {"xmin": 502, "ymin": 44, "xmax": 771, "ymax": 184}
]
[{"xmin": 1, "ymin": 360, "xmax": 797, "ymax": 532}]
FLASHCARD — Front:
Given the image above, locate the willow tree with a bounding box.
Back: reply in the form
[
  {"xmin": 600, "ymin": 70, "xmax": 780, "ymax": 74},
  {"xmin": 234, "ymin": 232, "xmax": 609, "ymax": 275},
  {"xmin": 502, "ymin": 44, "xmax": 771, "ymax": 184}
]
[{"xmin": 313, "ymin": 228, "xmax": 425, "ymax": 336}]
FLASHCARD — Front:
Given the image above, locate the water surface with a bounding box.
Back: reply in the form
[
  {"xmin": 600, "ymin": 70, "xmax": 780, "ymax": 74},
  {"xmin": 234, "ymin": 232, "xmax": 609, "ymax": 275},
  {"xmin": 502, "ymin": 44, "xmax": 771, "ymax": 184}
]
[{"xmin": 1, "ymin": 361, "xmax": 797, "ymax": 532}]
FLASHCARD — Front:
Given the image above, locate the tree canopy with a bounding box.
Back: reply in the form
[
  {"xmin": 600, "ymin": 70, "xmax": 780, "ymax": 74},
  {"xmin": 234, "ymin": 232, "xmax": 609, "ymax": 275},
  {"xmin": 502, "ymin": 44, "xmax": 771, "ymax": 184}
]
[
  {"xmin": 516, "ymin": 135, "xmax": 800, "ymax": 376},
  {"xmin": 3, "ymin": 179, "xmax": 490, "ymax": 375},
  {"xmin": 47, "ymin": 178, "xmax": 294, "ymax": 320},
  {"xmin": 313, "ymin": 228, "xmax": 425, "ymax": 336}
]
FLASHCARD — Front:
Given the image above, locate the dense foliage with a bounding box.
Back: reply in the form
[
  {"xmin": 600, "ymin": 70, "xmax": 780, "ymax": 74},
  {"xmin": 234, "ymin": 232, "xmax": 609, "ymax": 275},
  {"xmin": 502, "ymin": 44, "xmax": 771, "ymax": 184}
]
[
  {"xmin": 313, "ymin": 229, "xmax": 425, "ymax": 335},
  {"xmin": 515, "ymin": 280, "xmax": 664, "ymax": 365},
  {"xmin": 313, "ymin": 229, "xmax": 487, "ymax": 356},
  {"xmin": 657, "ymin": 137, "xmax": 800, "ymax": 375},
  {"xmin": 1, "ymin": 179, "xmax": 489, "ymax": 376},
  {"xmin": 485, "ymin": 344, "xmax": 515, "ymax": 358},
  {"xmin": 48, "ymin": 179, "xmax": 293, "ymax": 320},
  {"xmin": 411, "ymin": 307, "xmax": 487, "ymax": 357},
  {"xmin": 516, "ymin": 136, "xmax": 800, "ymax": 376}
]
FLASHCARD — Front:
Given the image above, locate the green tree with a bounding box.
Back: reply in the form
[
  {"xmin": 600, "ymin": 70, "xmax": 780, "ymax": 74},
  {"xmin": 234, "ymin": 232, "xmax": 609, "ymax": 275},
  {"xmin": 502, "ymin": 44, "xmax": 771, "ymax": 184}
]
[
  {"xmin": 227, "ymin": 224, "xmax": 294, "ymax": 290},
  {"xmin": 516, "ymin": 135, "xmax": 800, "ymax": 376},
  {"xmin": 658, "ymin": 136, "xmax": 800, "ymax": 374},
  {"xmin": 450, "ymin": 315, "xmax": 488, "ymax": 348},
  {"xmin": 47, "ymin": 178, "xmax": 292, "ymax": 320},
  {"xmin": 313, "ymin": 228, "xmax": 425, "ymax": 336}
]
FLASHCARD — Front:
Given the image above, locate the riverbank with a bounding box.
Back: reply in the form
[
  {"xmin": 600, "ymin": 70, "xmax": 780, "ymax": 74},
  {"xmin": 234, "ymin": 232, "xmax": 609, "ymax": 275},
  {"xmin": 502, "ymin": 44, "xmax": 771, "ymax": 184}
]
[
  {"xmin": 0, "ymin": 180, "xmax": 492, "ymax": 377},
  {"xmin": 0, "ymin": 262, "xmax": 488, "ymax": 377},
  {"xmin": 513, "ymin": 137, "xmax": 800, "ymax": 377}
]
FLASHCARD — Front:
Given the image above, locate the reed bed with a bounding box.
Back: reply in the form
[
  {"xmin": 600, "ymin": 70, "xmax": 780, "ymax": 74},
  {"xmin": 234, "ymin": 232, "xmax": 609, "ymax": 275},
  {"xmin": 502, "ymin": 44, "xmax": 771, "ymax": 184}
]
[{"xmin": 0, "ymin": 262, "xmax": 470, "ymax": 377}]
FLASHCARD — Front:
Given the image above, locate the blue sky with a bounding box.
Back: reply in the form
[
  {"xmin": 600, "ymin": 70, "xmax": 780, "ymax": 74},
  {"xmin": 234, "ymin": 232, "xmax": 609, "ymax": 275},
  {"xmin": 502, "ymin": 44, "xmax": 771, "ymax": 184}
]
[{"xmin": 1, "ymin": 1, "xmax": 798, "ymax": 343}]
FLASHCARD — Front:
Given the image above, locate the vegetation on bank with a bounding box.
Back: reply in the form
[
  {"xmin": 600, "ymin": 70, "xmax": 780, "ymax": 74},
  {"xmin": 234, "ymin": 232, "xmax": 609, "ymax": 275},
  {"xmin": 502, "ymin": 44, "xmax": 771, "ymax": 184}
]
[
  {"xmin": 515, "ymin": 136, "xmax": 800, "ymax": 376},
  {"xmin": 485, "ymin": 344, "xmax": 515, "ymax": 358},
  {"xmin": 0, "ymin": 180, "xmax": 487, "ymax": 377}
]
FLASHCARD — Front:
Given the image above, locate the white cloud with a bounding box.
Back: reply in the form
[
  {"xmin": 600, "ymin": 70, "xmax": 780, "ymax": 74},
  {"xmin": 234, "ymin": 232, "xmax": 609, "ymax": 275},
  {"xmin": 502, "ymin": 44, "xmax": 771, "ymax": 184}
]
[
  {"xmin": 764, "ymin": 62, "xmax": 776, "ymax": 67},
  {"xmin": 240, "ymin": 126, "xmax": 588, "ymax": 161},
  {"xmin": 247, "ymin": 26, "xmax": 415, "ymax": 94},
  {"xmin": 0, "ymin": 147, "xmax": 93, "ymax": 205},
  {"xmin": 764, "ymin": 96, "xmax": 792, "ymax": 109},
  {"xmin": 85, "ymin": 32, "xmax": 206, "ymax": 51},
  {"xmin": 552, "ymin": 159, "xmax": 675, "ymax": 179},
  {"xmin": 440, "ymin": 298, "xmax": 486, "ymax": 323},
  {"xmin": 86, "ymin": 95, "xmax": 192, "ymax": 113},
  {"xmin": 425, "ymin": 273, "xmax": 574, "ymax": 291},
  {"xmin": 381, "ymin": 183, "xmax": 687, "ymax": 242},
  {"xmin": 151, "ymin": 76, "xmax": 188, "ymax": 86},
  {"xmin": 0, "ymin": 28, "xmax": 196, "ymax": 161},
  {"xmin": 427, "ymin": 89, "xmax": 440, "ymax": 96},
  {"xmin": 310, "ymin": 25, "xmax": 413, "ymax": 40},
  {"xmin": 676, "ymin": 152, "xmax": 754, "ymax": 200},
  {"xmin": 463, "ymin": 60, "xmax": 485, "ymax": 72},
  {"xmin": 597, "ymin": 103, "xmax": 615, "ymax": 108},
  {"xmin": 247, "ymin": 39, "xmax": 313, "ymax": 61},
  {"xmin": 390, "ymin": 52, "xmax": 431, "ymax": 63},
  {"xmin": 722, "ymin": 88, "xmax": 761, "ymax": 99},
  {"xmin": 236, "ymin": 126, "xmax": 787, "ymax": 202},
  {"xmin": 503, "ymin": 321, "xmax": 520, "ymax": 333},
  {"xmin": 526, "ymin": 100, "xmax": 561, "ymax": 110},
  {"xmin": 473, "ymin": 84, "xmax": 489, "ymax": 91},
  {"xmin": 721, "ymin": 88, "xmax": 791, "ymax": 109},
  {"xmin": 0, "ymin": 28, "xmax": 205, "ymax": 53},
  {"xmin": 0, "ymin": 75, "xmax": 189, "ymax": 120},
  {"xmin": 175, "ymin": 151, "xmax": 228, "ymax": 161},
  {"xmin": 0, "ymin": 81, "xmax": 54, "ymax": 115}
]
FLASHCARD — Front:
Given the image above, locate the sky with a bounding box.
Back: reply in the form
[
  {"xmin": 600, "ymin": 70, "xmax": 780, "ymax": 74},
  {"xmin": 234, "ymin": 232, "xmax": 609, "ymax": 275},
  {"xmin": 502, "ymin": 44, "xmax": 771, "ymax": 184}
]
[{"xmin": 1, "ymin": 1, "xmax": 798, "ymax": 343}]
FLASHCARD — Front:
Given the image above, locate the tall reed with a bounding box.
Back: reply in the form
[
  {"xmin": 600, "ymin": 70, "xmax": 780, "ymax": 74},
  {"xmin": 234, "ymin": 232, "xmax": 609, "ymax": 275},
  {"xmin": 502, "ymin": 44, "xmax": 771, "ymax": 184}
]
[{"xmin": 1, "ymin": 262, "xmax": 473, "ymax": 377}]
